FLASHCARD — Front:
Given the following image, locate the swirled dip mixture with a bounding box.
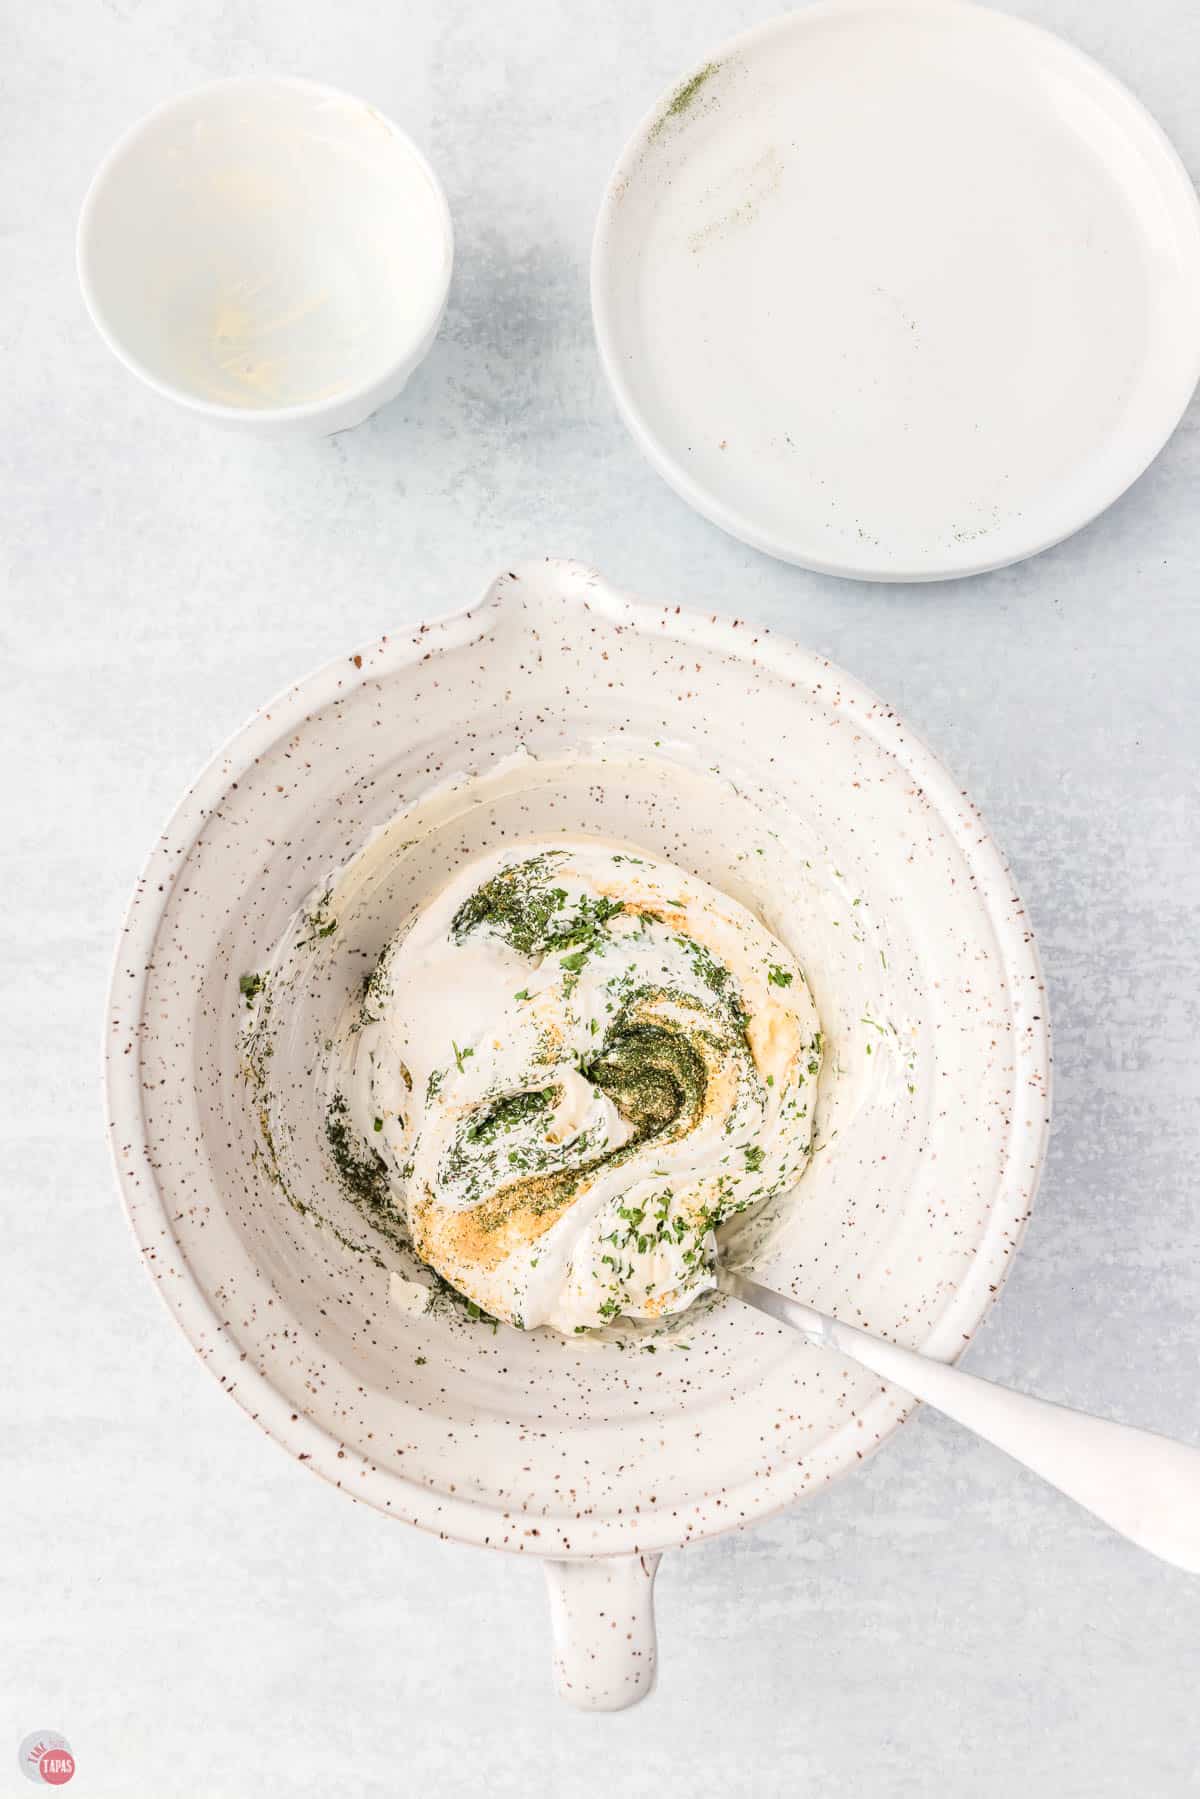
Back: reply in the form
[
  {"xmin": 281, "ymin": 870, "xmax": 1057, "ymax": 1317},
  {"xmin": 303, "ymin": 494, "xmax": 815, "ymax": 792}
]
[{"xmin": 330, "ymin": 839, "xmax": 822, "ymax": 1333}]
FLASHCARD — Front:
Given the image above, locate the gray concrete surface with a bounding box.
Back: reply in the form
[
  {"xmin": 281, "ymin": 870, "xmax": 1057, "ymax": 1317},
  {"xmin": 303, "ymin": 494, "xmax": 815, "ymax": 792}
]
[{"xmin": 4, "ymin": 1, "xmax": 1199, "ymax": 1792}]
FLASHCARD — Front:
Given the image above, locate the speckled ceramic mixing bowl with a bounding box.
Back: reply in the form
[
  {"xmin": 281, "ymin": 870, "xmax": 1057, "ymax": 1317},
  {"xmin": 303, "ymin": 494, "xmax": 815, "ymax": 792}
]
[{"xmin": 104, "ymin": 560, "xmax": 1050, "ymax": 1708}]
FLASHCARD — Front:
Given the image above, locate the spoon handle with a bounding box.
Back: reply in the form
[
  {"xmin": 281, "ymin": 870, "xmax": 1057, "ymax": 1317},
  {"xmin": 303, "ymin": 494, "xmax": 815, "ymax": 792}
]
[{"xmin": 724, "ymin": 1271, "xmax": 1200, "ymax": 1574}]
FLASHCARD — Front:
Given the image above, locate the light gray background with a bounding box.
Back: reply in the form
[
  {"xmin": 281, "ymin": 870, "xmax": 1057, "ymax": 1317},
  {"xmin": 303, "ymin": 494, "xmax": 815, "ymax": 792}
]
[{"xmin": 4, "ymin": 1, "xmax": 1199, "ymax": 1794}]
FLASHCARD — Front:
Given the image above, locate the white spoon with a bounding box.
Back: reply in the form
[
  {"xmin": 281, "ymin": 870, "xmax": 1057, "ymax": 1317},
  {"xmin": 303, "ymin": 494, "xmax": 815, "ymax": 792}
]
[{"xmin": 720, "ymin": 1269, "xmax": 1200, "ymax": 1574}]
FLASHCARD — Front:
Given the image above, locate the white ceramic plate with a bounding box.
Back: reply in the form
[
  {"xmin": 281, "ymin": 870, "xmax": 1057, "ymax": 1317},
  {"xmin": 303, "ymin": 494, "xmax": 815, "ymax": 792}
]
[{"xmin": 592, "ymin": 1, "xmax": 1200, "ymax": 580}]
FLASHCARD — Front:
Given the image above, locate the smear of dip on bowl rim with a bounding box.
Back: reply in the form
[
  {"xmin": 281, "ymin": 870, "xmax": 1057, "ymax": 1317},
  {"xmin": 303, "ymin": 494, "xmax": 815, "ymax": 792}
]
[{"xmin": 319, "ymin": 839, "xmax": 822, "ymax": 1334}]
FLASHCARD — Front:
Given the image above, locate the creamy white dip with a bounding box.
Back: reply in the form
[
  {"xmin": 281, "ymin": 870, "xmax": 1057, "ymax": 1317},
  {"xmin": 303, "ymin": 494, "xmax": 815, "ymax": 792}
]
[
  {"xmin": 240, "ymin": 747, "xmax": 912, "ymax": 1342},
  {"xmin": 328, "ymin": 839, "xmax": 822, "ymax": 1333}
]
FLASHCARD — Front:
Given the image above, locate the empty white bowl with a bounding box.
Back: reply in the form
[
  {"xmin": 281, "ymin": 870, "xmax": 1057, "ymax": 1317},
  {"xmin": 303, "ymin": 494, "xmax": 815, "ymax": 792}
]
[{"xmin": 78, "ymin": 77, "xmax": 454, "ymax": 435}]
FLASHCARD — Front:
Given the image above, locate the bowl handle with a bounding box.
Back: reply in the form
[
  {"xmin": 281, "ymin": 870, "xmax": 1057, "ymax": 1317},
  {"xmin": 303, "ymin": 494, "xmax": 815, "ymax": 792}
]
[{"xmin": 542, "ymin": 1552, "xmax": 661, "ymax": 1710}]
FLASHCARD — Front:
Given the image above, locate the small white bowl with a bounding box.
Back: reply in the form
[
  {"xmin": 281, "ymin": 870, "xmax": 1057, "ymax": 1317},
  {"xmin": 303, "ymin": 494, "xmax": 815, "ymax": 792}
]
[{"xmin": 78, "ymin": 77, "xmax": 453, "ymax": 436}]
